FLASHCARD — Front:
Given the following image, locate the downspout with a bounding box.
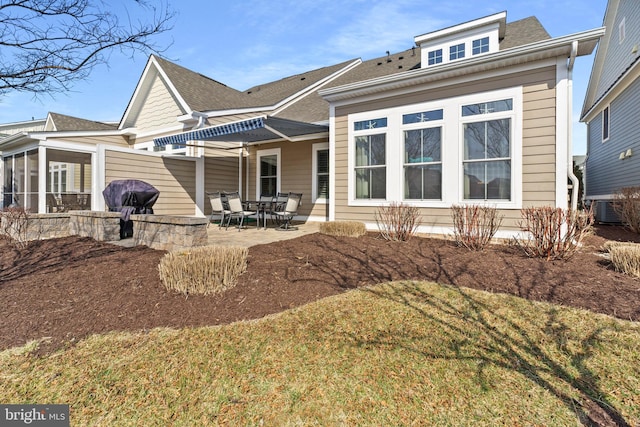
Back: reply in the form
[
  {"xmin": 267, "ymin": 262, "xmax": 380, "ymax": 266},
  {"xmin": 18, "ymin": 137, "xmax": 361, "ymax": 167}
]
[{"xmin": 567, "ymin": 40, "xmax": 580, "ymax": 211}]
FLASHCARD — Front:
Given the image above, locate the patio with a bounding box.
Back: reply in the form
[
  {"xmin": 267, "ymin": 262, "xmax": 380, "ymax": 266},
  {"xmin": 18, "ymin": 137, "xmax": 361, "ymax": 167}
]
[{"xmin": 206, "ymin": 221, "xmax": 320, "ymax": 247}]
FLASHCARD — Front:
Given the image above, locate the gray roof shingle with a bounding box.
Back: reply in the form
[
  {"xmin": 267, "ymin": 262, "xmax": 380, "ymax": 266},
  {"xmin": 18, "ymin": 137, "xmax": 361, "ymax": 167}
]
[{"xmin": 49, "ymin": 112, "xmax": 117, "ymax": 131}]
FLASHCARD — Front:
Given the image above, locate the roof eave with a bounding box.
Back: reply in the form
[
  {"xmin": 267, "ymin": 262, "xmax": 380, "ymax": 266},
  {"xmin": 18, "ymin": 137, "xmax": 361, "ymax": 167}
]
[{"xmin": 320, "ymin": 27, "xmax": 605, "ymax": 103}]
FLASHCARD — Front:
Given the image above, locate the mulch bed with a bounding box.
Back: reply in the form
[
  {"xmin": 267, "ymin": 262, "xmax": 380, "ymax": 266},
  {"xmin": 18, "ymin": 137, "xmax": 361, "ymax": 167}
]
[{"xmin": 1, "ymin": 224, "xmax": 639, "ymax": 356}]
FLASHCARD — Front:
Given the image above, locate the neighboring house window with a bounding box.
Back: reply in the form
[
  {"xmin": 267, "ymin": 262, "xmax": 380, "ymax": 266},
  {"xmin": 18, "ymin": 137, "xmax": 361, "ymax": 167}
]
[
  {"xmin": 257, "ymin": 148, "xmax": 280, "ymax": 197},
  {"xmin": 602, "ymin": 105, "xmax": 610, "ymax": 142},
  {"xmin": 403, "ymin": 110, "xmax": 443, "ymax": 200},
  {"xmin": 619, "ymin": 17, "xmax": 626, "ymax": 44},
  {"xmin": 472, "ymin": 37, "xmax": 489, "ymax": 55},
  {"xmin": 428, "ymin": 49, "xmax": 443, "ymax": 65},
  {"xmin": 462, "ymin": 99, "xmax": 513, "ymax": 200},
  {"xmin": 450, "ymin": 43, "xmax": 465, "ymax": 60},
  {"xmin": 354, "ymin": 118, "xmax": 387, "ymax": 199},
  {"xmin": 49, "ymin": 162, "xmax": 68, "ymax": 195},
  {"xmin": 312, "ymin": 143, "xmax": 329, "ymax": 202}
]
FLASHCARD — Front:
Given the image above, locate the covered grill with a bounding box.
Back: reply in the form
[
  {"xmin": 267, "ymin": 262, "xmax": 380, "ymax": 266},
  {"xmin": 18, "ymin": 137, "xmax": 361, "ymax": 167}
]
[{"xmin": 102, "ymin": 179, "xmax": 160, "ymax": 238}]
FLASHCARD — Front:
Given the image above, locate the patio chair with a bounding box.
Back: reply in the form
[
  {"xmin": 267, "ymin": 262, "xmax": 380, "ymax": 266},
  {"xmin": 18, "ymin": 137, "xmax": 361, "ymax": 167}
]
[
  {"xmin": 273, "ymin": 192, "xmax": 302, "ymax": 230},
  {"xmin": 207, "ymin": 192, "xmax": 230, "ymax": 228},
  {"xmin": 271, "ymin": 192, "xmax": 290, "ymax": 226},
  {"xmin": 225, "ymin": 191, "xmax": 257, "ymax": 231}
]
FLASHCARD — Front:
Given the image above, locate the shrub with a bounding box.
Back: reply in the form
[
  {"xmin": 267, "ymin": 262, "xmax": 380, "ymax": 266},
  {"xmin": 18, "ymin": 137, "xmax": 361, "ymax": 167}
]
[
  {"xmin": 612, "ymin": 186, "xmax": 640, "ymax": 233},
  {"xmin": 609, "ymin": 244, "xmax": 640, "ymax": 278},
  {"xmin": 451, "ymin": 205, "xmax": 503, "ymax": 251},
  {"xmin": 0, "ymin": 206, "xmax": 30, "ymax": 248},
  {"xmin": 319, "ymin": 221, "xmax": 367, "ymax": 237},
  {"xmin": 513, "ymin": 206, "xmax": 594, "ymax": 261},
  {"xmin": 602, "ymin": 240, "xmax": 639, "ymax": 252},
  {"xmin": 158, "ymin": 245, "xmax": 248, "ymax": 296},
  {"xmin": 374, "ymin": 202, "xmax": 421, "ymax": 242}
]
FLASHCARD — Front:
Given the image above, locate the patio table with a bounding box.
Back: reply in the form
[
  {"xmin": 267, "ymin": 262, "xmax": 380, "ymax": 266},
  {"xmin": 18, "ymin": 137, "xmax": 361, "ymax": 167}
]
[{"xmin": 243, "ymin": 200, "xmax": 274, "ymax": 228}]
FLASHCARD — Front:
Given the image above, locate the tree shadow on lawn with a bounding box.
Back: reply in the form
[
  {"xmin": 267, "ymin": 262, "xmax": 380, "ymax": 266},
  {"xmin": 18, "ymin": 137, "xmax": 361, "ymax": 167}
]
[{"xmin": 356, "ymin": 282, "xmax": 633, "ymax": 427}]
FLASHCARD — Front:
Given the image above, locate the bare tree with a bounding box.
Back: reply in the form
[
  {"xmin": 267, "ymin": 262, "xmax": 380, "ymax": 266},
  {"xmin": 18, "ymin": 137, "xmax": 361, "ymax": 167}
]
[{"xmin": 0, "ymin": 0, "xmax": 175, "ymax": 96}]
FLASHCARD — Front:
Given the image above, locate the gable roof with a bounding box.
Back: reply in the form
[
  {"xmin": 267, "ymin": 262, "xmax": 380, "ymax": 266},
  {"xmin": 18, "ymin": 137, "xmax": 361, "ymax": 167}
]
[
  {"xmin": 498, "ymin": 16, "xmax": 551, "ymax": 49},
  {"xmin": 47, "ymin": 112, "xmax": 117, "ymax": 132}
]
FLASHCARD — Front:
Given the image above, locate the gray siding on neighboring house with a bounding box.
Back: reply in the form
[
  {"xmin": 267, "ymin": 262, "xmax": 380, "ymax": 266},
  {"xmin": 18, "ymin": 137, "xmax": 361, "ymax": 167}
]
[
  {"xmin": 586, "ymin": 76, "xmax": 640, "ymax": 197},
  {"xmin": 594, "ymin": 1, "xmax": 640, "ymax": 102}
]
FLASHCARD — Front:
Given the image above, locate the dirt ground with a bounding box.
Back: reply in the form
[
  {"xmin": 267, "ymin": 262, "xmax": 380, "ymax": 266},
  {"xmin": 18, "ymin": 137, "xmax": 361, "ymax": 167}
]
[{"xmin": 1, "ymin": 224, "xmax": 639, "ymax": 356}]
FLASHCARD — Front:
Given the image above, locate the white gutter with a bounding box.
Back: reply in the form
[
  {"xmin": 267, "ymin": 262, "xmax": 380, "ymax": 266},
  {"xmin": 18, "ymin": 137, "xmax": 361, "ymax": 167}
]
[{"xmin": 567, "ymin": 40, "xmax": 580, "ymax": 211}]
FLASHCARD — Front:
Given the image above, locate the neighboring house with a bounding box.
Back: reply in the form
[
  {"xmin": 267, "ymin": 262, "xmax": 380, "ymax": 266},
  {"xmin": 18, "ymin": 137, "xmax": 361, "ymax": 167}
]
[
  {"xmin": 581, "ymin": 0, "xmax": 640, "ymax": 223},
  {"xmin": 0, "ymin": 11, "xmax": 603, "ymax": 238}
]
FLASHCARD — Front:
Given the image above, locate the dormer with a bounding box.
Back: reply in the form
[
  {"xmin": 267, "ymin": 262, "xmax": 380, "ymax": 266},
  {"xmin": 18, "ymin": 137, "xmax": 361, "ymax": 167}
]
[{"xmin": 414, "ymin": 12, "xmax": 507, "ymax": 69}]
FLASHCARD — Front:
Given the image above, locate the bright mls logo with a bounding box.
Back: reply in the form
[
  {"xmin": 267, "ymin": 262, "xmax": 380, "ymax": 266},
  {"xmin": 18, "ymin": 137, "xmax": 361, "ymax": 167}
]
[{"xmin": 0, "ymin": 405, "xmax": 69, "ymax": 426}]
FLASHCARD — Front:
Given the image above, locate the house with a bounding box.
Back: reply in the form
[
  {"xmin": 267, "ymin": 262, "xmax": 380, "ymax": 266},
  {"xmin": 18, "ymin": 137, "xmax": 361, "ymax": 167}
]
[
  {"xmin": 581, "ymin": 0, "xmax": 640, "ymax": 223},
  {"xmin": 0, "ymin": 12, "xmax": 603, "ymax": 239}
]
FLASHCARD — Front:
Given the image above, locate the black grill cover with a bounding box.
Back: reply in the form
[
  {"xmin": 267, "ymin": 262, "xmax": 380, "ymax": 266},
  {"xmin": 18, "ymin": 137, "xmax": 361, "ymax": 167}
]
[{"xmin": 102, "ymin": 180, "xmax": 160, "ymax": 238}]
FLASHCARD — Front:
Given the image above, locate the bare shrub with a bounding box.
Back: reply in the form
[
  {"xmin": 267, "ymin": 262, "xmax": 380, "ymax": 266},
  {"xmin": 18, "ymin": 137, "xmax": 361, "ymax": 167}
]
[
  {"xmin": 0, "ymin": 206, "xmax": 30, "ymax": 248},
  {"xmin": 319, "ymin": 221, "xmax": 367, "ymax": 237},
  {"xmin": 451, "ymin": 205, "xmax": 503, "ymax": 251},
  {"xmin": 612, "ymin": 186, "xmax": 640, "ymax": 233},
  {"xmin": 609, "ymin": 245, "xmax": 640, "ymax": 278},
  {"xmin": 374, "ymin": 202, "xmax": 421, "ymax": 242},
  {"xmin": 158, "ymin": 245, "xmax": 248, "ymax": 296},
  {"xmin": 602, "ymin": 240, "xmax": 639, "ymax": 252},
  {"xmin": 513, "ymin": 206, "xmax": 594, "ymax": 261}
]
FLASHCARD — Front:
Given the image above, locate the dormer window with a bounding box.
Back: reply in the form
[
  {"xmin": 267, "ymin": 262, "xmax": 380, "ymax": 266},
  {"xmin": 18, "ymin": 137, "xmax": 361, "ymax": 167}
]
[
  {"xmin": 428, "ymin": 49, "xmax": 443, "ymax": 65},
  {"xmin": 472, "ymin": 37, "xmax": 490, "ymax": 55},
  {"xmin": 415, "ymin": 11, "xmax": 506, "ymax": 69},
  {"xmin": 450, "ymin": 43, "xmax": 465, "ymax": 60}
]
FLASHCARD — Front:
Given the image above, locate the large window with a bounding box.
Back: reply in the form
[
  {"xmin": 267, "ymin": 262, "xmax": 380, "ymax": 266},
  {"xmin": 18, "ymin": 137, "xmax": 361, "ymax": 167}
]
[
  {"xmin": 348, "ymin": 87, "xmax": 521, "ymax": 208},
  {"xmin": 462, "ymin": 99, "xmax": 513, "ymax": 200},
  {"xmin": 403, "ymin": 110, "xmax": 443, "ymax": 200},
  {"xmin": 355, "ymin": 134, "xmax": 386, "ymax": 199}
]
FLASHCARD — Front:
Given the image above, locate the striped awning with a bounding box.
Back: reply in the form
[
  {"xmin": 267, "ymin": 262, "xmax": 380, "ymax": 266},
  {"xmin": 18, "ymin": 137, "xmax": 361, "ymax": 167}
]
[{"xmin": 154, "ymin": 116, "xmax": 327, "ymax": 146}]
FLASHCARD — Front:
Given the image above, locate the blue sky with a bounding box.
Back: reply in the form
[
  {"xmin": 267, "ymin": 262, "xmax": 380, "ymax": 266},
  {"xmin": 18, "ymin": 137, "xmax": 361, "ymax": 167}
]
[{"xmin": 0, "ymin": 0, "xmax": 607, "ymax": 154}]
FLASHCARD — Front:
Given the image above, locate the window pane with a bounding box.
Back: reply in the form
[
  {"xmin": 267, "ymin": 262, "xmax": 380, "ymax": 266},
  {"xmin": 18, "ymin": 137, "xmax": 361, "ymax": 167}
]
[
  {"xmin": 260, "ymin": 177, "xmax": 277, "ymax": 197},
  {"xmin": 464, "ymin": 119, "xmax": 510, "ymax": 160},
  {"xmin": 603, "ymin": 107, "xmax": 609, "ymax": 140},
  {"xmin": 462, "ymin": 99, "xmax": 513, "ymax": 116},
  {"xmin": 402, "ymin": 109, "xmax": 443, "ymax": 124},
  {"xmin": 356, "ymin": 134, "xmax": 386, "ymax": 166},
  {"xmin": 317, "ymin": 149, "xmax": 329, "ymax": 174},
  {"xmin": 472, "ymin": 37, "xmax": 489, "ymax": 55},
  {"xmin": 3, "ymin": 156, "xmax": 13, "ymax": 207},
  {"xmin": 260, "ymin": 155, "xmax": 277, "ymax": 177},
  {"xmin": 428, "ymin": 49, "xmax": 442, "ymax": 65},
  {"xmin": 405, "ymin": 127, "xmax": 441, "ymax": 163},
  {"xmin": 354, "ymin": 118, "xmax": 387, "ymax": 131},
  {"xmin": 464, "ymin": 161, "xmax": 511, "ymax": 200},
  {"xmin": 405, "ymin": 164, "xmax": 442, "ymax": 200},
  {"xmin": 450, "ymin": 43, "xmax": 465, "ymax": 60},
  {"xmin": 355, "ymin": 167, "xmax": 386, "ymax": 199},
  {"xmin": 317, "ymin": 175, "xmax": 329, "ymax": 199}
]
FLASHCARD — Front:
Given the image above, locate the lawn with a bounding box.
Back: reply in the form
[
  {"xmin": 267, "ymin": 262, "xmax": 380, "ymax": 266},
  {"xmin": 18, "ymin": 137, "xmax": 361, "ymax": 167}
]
[{"xmin": 2, "ymin": 280, "xmax": 639, "ymax": 426}]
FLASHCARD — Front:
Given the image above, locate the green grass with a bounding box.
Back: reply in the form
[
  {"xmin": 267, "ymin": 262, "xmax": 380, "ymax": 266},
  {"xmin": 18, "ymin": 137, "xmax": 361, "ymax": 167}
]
[{"xmin": 1, "ymin": 281, "xmax": 639, "ymax": 426}]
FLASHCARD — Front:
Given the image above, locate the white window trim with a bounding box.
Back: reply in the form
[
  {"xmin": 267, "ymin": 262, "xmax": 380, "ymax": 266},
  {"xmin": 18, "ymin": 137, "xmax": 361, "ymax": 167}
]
[
  {"xmin": 619, "ymin": 17, "xmax": 626, "ymax": 44},
  {"xmin": 347, "ymin": 86, "xmax": 522, "ymax": 209},
  {"xmin": 602, "ymin": 105, "xmax": 610, "ymax": 143},
  {"xmin": 312, "ymin": 142, "xmax": 329, "ymax": 204},
  {"xmin": 255, "ymin": 147, "xmax": 281, "ymax": 200}
]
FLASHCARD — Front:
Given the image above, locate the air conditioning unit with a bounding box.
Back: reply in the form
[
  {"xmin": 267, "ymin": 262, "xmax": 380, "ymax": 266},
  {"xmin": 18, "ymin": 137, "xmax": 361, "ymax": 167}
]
[{"xmin": 594, "ymin": 200, "xmax": 621, "ymax": 223}]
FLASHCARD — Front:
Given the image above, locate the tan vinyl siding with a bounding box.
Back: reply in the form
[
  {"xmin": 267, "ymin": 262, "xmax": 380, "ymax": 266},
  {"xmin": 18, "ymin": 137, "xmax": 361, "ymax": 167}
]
[
  {"xmin": 333, "ymin": 64, "xmax": 558, "ymax": 233},
  {"xmin": 105, "ymin": 149, "xmax": 196, "ymax": 216},
  {"xmin": 133, "ymin": 75, "xmax": 185, "ymax": 132},
  {"xmin": 48, "ymin": 135, "xmax": 130, "ymax": 148},
  {"xmin": 203, "ymin": 153, "xmax": 242, "ymax": 215},
  {"xmin": 247, "ymin": 139, "xmax": 329, "ymax": 220}
]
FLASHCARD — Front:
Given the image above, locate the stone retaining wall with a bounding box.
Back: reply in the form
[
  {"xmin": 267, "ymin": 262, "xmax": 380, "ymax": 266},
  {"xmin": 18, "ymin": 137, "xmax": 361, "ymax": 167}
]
[
  {"xmin": 1, "ymin": 213, "xmax": 71, "ymax": 242},
  {"xmin": 131, "ymin": 214, "xmax": 208, "ymax": 251},
  {"xmin": 69, "ymin": 211, "xmax": 121, "ymax": 242}
]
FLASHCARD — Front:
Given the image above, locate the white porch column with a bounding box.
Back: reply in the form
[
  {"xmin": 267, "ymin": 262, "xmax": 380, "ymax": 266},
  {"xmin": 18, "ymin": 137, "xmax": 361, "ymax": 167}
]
[
  {"xmin": 38, "ymin": 146, "xmax": 47, "ymax": 213},
  {"xmin": 195, "ymin": 156, "xmax": 205, "ymax": 217}
]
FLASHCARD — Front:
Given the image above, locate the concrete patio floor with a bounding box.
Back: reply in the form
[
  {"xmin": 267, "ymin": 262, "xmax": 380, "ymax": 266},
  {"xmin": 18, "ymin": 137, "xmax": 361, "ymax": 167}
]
[{"xmin": 206, "ymin": 221, "xmax": 320, "ymax": 247}]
